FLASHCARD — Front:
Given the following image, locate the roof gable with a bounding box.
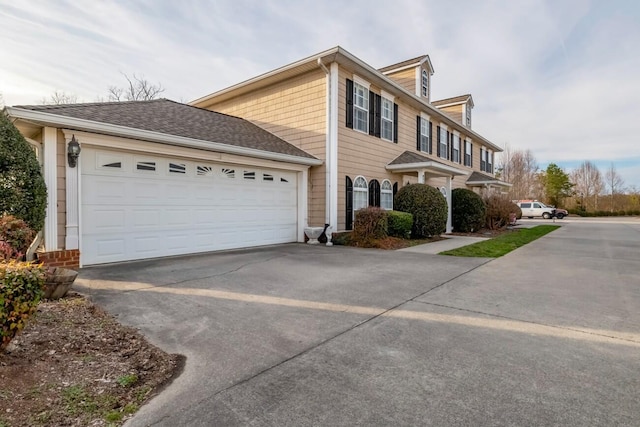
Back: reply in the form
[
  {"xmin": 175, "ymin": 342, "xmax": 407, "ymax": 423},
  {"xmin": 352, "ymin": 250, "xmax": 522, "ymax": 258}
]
[{"xmin": 431, "ymin": 94, "xmax": 474, "ymax": 108}]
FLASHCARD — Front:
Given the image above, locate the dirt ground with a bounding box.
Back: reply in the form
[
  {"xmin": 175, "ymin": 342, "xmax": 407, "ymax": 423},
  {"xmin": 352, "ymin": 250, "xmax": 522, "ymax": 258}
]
[{"xmin": 0, "ymin": 293, "xmax": 183, "ymax": 427}]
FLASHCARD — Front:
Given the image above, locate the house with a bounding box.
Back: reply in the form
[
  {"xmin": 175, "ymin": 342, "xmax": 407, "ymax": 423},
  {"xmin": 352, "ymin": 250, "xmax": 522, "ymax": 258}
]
[
  {"xmin": 191, "ymin": 46, "xmax": 510, "ymax": 233},
  {"xmin": 5, "ymin": 46, "xmax": 509, "ymax": 268}
]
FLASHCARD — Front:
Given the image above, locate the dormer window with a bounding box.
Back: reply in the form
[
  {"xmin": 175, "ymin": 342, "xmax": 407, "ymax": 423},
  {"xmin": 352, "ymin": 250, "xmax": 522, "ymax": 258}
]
[
  {"xmin": 422, "ymin": 70, "xmax": 429, "ymax": 97},
  {"xmin": 466, "ymin": 104, "xmax": 472, "ymax": 127}
]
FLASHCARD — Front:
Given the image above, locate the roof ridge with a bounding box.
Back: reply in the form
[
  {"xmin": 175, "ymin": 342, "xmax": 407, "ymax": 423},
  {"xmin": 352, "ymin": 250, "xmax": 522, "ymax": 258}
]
[{"xmin": 15, "ymin": 98, "xmax": 168, "ymax": 110}]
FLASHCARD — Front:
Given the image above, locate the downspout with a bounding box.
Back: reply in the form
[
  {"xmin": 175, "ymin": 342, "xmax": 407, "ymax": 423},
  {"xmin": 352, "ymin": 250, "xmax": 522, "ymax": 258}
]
[{"xmin": 318, "ymin": 58, "xmax": 333, "ymax": 245}]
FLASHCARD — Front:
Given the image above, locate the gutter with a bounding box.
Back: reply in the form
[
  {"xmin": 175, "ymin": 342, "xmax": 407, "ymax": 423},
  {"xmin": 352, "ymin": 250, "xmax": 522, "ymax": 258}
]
[{"xmin": 6, "ymin": 106, "xmax": 323, "ymax": 167}]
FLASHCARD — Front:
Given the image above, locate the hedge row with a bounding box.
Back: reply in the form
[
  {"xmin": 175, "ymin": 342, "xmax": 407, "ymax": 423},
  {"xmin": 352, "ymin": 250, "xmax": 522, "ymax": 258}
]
[{"xmin": 568, "ymin": 209, "xmax": 640, "ymax": 217}]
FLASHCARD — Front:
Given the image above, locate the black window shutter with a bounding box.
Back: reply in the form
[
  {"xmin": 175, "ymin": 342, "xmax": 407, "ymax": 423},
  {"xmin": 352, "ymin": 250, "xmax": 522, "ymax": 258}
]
[
  {"xmin": 446, "ymin": 131, "xmax": 451, "ymax": 160},
  {"xmin": 368, "ymin": 180, "xmax": 381, "ymax": 207},
  {"xmin": 346, "ymin": 79, "xmax": 353, "ymax": 129},
  {"xmin": 346, "ymin": 176, "xmax": 353, "ymax": 230},
  {"xmin": 463, "ymin": 139, "xmax": 467, "ymax": 165},
  {"xmin": 393, "ymin": 103, "xmax": 398, "ymax": 143},
  {"xmin": 369, "ymin": 90, "xmax": 375, "ymax": 136},
  {"xmin": 416, "ymin": 116, "xmax": 421, "ymax": 151},
  {"xmin": 437, "ymin": 126, "xmax": 441, "ymax": 157},
  {"xmin": 429, "ymin": 121, "xmax": 433, "ymax": 154},
  {"xmin": 471, "ymin": 143, "xmax": 473, "ymax": 167},
  {"xmin": 393, "ymin": 182, "xmax": 398, "ymax": 197},
  {"xmin": 374, "ymin": 94, "xmax": 381, "ymax": 138}
]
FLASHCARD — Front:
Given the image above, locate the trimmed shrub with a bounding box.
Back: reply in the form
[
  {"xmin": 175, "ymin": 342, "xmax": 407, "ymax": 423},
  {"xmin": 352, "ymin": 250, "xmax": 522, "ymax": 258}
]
[
  {"xmin": 352, "ymin": 207, "xmax": 388, "ymax": 243},
  {"xmin": 451, "ymin": 188, "xmax": 486, "ymax": 232},
  {"xmin": 0, "ymin": 215, "xmax": 35, "ymax": 260},
  {"xmin": 331, "ymin": 231, "xmax": 352, "ymax": 246},
  {"xmin": 1, "ymin": 260, "xmax": 46, "ymax": 350},
  {"xmin": 484, "ymin": 195, "xmax": 520, "ymax": 230},
  {"xmin": 0, "ymin": 112, "xmax": 47, "ymax": 232},
  {"xmin": 394, "ymin": 184, "xmax": 447, "ymax": 238},
  {"xmin": 387, "ymin": 210, "xmax": 413, "ymax": 238}
]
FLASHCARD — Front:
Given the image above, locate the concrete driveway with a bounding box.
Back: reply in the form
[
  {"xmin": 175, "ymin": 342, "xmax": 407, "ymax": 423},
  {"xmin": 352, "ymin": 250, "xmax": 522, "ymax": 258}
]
[{"xmin": 77, "ymin": 218, "xmax": 640, "ymax": 426}]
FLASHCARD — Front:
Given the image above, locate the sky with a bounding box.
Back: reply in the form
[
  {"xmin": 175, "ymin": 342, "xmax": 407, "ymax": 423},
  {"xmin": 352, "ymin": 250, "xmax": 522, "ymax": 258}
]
[{"xmin": 1, "ymin": 0, "xmax": 639, "ymax": 189}]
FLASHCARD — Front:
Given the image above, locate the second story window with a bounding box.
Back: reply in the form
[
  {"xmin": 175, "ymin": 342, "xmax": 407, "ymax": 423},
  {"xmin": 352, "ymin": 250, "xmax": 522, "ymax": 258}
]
[
  {"xmin": 466, "ymin": 106, "xmax": 471, "ymax": 127},
  {"xmin": 480, "ymin": 147, "xmax": 487, "ymax": 172},
  {"xmin": 381, "ymin": 97, "xmax": 393, "ymax": 141},
  {"xmin": 353, "ymin": 82, "xmax": 369, "ymax": 133},
  {"xmin": 420, "ymin": 118, "xmax": 430, "ymax": 152},
  {"xmin": 422, "ymin": 70, "xmax": 429, "ymax": 98},
  {"xmin": 452, "ymin": 134, "xmax": 460, "ymax": 163},
  {"xmin": 439, "ymin": 126, "xmax": 448, "ymax": 160},
  {"xmin": 464, "ymin": 140, "xmax": 472, "ymax": 167},
  {"xmin": 487, "ymin": 149, "xmax": 493, "ymax": 173}
]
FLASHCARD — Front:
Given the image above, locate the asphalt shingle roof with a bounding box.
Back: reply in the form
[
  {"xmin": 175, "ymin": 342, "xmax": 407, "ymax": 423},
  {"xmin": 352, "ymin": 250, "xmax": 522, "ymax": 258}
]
[
  {"xmin": 378, "ymin": 55, "xmax": 428, "ymax": 73},
  {"xmin": 466, "ymin": 171, "xmax": 500, "ymax": 183},
  {"xmin": 16, "ymin": 99, "xmax": 317, "ymax": 160},
  {"xmin": 431, "ymin": 94, "xmax": 472, "ymax": 107},
  {"xmin": 388, "ymin": 150, "xmax": 450, "ymax": 166}
]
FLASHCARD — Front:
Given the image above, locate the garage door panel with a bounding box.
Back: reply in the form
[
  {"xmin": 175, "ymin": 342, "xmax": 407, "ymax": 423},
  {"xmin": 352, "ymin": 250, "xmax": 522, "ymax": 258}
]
[{"xmin": 81, "ymin": 148, "xmax": 298, "ymax": 265}]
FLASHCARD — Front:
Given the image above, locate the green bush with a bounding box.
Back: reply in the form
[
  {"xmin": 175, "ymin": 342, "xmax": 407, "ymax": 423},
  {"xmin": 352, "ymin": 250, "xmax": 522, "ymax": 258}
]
[
  {"xmin": 352, "ymin": 207, "xmax": 388, "ymax": 243},
  {"xmin": 484, "ymin": 195, "xmax": 520, "ymax": 230},
  {"xmin": 394, "ymin": 184, "xmax": 447, "ymax": 238},
  {"xmin": 1, "ymin": 260, "xmax": 46, "ymax": 350},
  {"xmin": 331, "ymin": 231, "xmax": 352, "ymax": 246},
  {"xmin": 0, "ymin": 112, "xmax": 47, "ymax": 232},
  {"xmin": 387, "ymin": 210, "xmax": 413, "ymax": 238},
  {"xmin": 0, "ymin": 215, "xmax": 35, "ymax": 260},
  {"xmin": 451, "ymin": 188, "xmax": 486, "ymax": 232}
]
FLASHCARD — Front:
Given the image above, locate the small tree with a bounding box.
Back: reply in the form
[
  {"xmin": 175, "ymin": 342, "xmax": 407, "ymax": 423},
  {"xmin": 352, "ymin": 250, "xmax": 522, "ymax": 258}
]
[
  {"xmin": 543, "ymin": 163, "xmax": 574, "ymax": 207},
  {"xmin": 0, "ymin": 112, "xmax": 47, "ymax": 232},
  {"xmin": 394, "ymin": 184, "xmax": 447, "ymax": 238}
]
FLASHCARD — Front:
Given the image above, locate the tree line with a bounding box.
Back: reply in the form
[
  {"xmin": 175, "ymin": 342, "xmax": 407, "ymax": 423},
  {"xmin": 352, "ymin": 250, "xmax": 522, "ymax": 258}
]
[{"xmin": 498, "ymin": 144, "xmax": 639, "ymax": 214}]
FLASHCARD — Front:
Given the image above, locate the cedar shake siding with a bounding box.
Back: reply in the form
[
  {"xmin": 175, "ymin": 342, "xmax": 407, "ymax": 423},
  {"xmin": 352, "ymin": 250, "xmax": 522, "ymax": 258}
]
[{"xmin": 200, "ymin": 70, "xmax": 328, "ymax": 227}]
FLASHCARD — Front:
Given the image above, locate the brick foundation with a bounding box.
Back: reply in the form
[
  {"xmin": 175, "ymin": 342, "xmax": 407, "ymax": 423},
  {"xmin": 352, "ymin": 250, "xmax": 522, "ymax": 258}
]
[{"xmin": 36, "ymin": 250, "xmax": 80, "ymax": 270}]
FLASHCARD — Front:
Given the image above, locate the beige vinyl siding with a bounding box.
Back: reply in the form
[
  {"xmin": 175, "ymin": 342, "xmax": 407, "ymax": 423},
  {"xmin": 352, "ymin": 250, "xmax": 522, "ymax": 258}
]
[
  {"xmin": 436, "ymin": 104, "xmax": 463, "ymax": 124},
  {"xmin": 56, "ymin": 129, "xmax": 66, "ymax": 249},
  {"xmin": 383, "ymin": 68, "xmax": 416, "ymax": 95},
  {"xmin": 204, "ymin": 70, "xmax": 328, "ymax": 226}
]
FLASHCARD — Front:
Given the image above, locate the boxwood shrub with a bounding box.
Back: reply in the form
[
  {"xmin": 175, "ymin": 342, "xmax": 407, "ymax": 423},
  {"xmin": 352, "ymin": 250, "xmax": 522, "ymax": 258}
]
[
  {"xmin": 352, "ymin": 207, "xmax": 388, "ymax": 243},
  {"xmin": 451, "ymin": 188, "xmax": 486, "ymax": 232},
  {"xmin": 387, "ymin": 210, "xmax": 413, "ymax": 238},
  {"xmin": 1, "ymin": 261, "xmax": 46, "ymax": 350},
  {"xmin": 394, "ymin": 184, "xmax": 447, "ymax": 238}
]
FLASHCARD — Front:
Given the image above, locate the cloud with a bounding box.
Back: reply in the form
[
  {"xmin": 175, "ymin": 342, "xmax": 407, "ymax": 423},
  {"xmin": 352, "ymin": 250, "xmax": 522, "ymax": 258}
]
[{"xmin": 0, "ymin": 0, "xmax": 638, "ymax": 187}]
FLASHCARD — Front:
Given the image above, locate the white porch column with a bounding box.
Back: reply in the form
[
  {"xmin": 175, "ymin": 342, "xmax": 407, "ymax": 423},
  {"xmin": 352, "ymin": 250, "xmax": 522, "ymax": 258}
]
[
  {"xmin": 64, "ymin": 134, "xmax": 80, "ymax": 250},
  {"xmin": 445, "ymin": 176, "xmax": 453, "ymax": 234},
  {"xmin": 327, "ymin": 62, "xmax": 339, "ymax": 233},
  {"xmin": 43, "ymin": 127, "xmax": 58, "ymax": 251},
  {"xmin": 297, "ymin": 169, "xmax": 309, "ymax": 242},
  {"xmin": 418, "ymin": 170, "xmax": 426, "ymax": 184}
]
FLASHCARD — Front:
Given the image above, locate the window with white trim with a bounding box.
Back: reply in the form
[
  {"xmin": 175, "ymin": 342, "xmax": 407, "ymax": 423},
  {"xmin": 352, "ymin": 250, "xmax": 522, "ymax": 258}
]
[
  {"xmin": 420, "ymin": 118, "xmax": 430, "ymax": 152},
  {"xmin": 381, "ymin": 97, "xmax": 393, "ymax": 141},
  {"xmin": 439, "ymin": 127, "xmax": 448, "ymax": 160},
  {"xmin": 353, "ymin": 176, "xmax": 368, "ymax": 215},
  {"xmin": 353, "ymin": 82, "xmax": 369, "ymax": 133},
  {"xmin": 381, "ymin": 180, "xmax": 393, "ymax": 210},
  {"xmin": 464, "ymin": 140, "xmax": 472, "ymax": 167},
  {"xmin": 480, "ymin": 147, "xmax": 487, "ymax": 172},
  {"xmin": 452, "ymin": 134, "xmax": 460, "ymax": 163},
  {"xmin": 487, "ymin": 149, "xmax": 493, "ymax": 173},
  {"xmin": 422, "ymin": 70, "xmax": 429, "ymax": 97},
  {"xmin": 466, "ymin": 106, "xmax": 471, "ymax": 127}
]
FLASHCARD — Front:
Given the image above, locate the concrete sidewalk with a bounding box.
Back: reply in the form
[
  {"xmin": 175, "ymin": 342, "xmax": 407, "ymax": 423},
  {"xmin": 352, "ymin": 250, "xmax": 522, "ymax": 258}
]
[{"xmin": 398, "ymin": 235, "xmax": 489, "ymax": 254}]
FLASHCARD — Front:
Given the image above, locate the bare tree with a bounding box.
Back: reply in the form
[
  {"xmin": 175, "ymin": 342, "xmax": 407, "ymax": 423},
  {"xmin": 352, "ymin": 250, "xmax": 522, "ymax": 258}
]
[
  {"xmin": 498, "ymin": 144, "xmax": 539, "ymax": 200},
  {"xmin": 107, "ymin": 73, "xmax": 165, "ymax": 101},
  {"xmin": 571, "ymin": 161, "xmax": 603, "ymax": 211},
  {"xmin": 605, "ymin": 163, "xmax": 625, "ymax": 212},
  {"xmin": 41, "ymin": 90, "xmax": 78, "ymax": 105}
]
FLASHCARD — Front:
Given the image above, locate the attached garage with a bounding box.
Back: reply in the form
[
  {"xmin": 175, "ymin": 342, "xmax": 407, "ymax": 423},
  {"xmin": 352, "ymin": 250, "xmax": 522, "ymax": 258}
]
[
  {"xmin": 6, "ymin": 99, "xmax": 321, "ymax": 267},
  {"xmin": 81, "ymin": 148, "xmax": 299, "ymax": 264}
]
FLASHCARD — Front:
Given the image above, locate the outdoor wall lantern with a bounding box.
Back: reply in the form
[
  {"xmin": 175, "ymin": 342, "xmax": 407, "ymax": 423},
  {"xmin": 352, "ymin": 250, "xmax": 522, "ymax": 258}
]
[{"xmin": 67, "ymin": 135, "xmax": 81, "ymax": 168}]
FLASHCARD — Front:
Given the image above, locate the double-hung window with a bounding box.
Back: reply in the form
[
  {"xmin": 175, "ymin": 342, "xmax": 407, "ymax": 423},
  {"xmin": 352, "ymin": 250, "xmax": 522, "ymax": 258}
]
[
  {"xmin": 381, "ymin": 96, "xmax": 393, "ymax": 141},
  {"xmin": 353, "ymin": 82, "xmax": 369, "ymax": 133},
  {"xmin": 487, "ymin": 149, "xmax": 493, "ymax": 173},
  {"xmin": 420, "ymin": 118, "xmax": 430, "ymax": 152},
  {"xmin": 464, "ymin": 140, "xmax": 472, "ymax": 167},
  {"xmin": 422, "ymin": 70, "xmax": 429, "ymax": 97},
  {"xmin": 353, "ymin": 176, "xmax": 368, "ymax": 214},
  {"xmin": 439, "ymin": 126, "xmax": 448, "ymax": 160},
  {"xmin": 480, "ymin": 147, "xmax": 487, "ymax": 172},
  {"xmin": 452, "ymin": 133, "xmax": 460, "ymax": 163}
]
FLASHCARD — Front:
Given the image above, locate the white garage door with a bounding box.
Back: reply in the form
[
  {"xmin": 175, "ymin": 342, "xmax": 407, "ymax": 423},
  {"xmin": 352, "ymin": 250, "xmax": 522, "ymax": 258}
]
[{"xmin": 81, "ymin": 148, "xmax": 298, "ymax": 265}]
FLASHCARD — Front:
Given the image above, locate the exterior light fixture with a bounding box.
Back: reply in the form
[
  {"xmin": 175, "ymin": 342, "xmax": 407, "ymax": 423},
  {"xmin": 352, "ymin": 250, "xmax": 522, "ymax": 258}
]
[{"xmin": 67, "ymin": 135, "xmax": 81, "ymax": 167}]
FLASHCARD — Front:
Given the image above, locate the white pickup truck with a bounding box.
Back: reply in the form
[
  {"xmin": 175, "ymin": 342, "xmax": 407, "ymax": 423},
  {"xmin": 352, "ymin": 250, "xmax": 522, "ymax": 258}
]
[{"xmin": 516, "ymin": 200, "xmax": 564, "ymax": 219}]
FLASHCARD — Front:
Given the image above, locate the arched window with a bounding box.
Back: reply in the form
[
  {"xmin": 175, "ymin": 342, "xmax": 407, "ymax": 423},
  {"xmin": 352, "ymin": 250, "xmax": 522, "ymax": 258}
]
[
  {"xmin": 381, "ymin": 180, "xmax": 393, "ymax": 210},
  {"xmin": 422, "ymin": 70, "xmax": 429, "ymax": 97},
  {"xmin": 353, "ymin": 176, "xmax": 368, "ymax": 216}
]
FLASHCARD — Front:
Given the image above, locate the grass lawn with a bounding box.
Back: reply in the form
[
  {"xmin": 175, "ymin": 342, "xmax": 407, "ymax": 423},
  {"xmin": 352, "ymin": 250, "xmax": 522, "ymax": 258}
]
[{"xmin": 440, "ymin": 225, "xmax": 560, "ymax": 257}]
